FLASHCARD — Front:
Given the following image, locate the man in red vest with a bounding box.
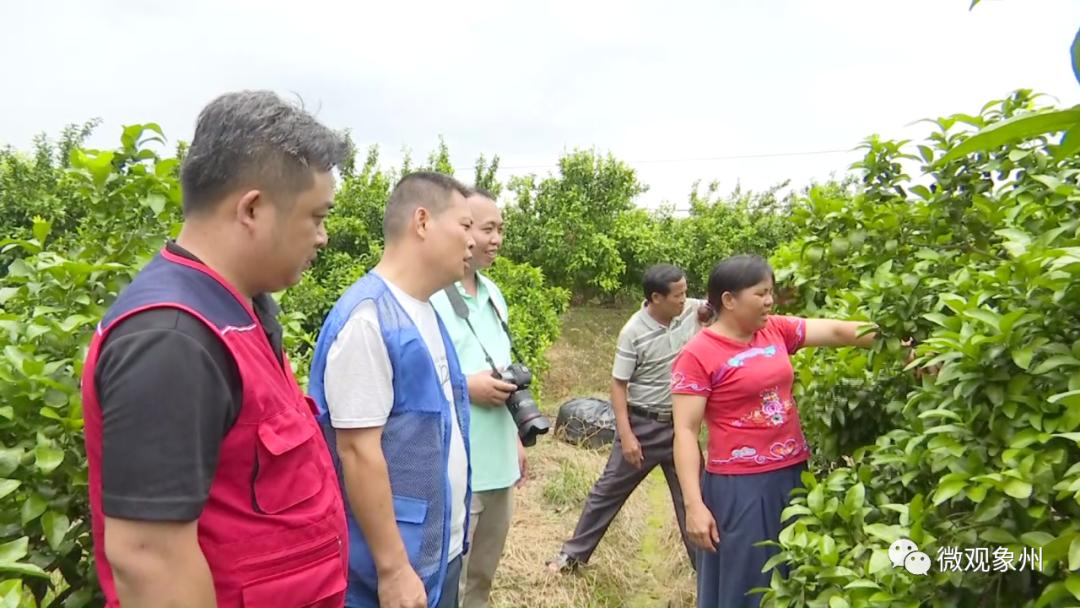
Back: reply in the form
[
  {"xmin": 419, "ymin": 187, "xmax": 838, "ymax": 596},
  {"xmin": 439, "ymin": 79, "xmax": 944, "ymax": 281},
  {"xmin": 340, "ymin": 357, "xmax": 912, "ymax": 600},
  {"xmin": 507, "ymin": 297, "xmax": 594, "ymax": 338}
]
[{"xmin": 81, "ymin": 90, "xmax": 350, "ymax": 607}]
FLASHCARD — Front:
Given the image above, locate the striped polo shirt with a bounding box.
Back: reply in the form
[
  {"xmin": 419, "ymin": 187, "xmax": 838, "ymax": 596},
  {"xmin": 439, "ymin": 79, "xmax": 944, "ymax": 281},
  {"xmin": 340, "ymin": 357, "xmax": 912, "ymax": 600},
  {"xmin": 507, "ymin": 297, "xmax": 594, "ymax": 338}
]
[{"xmin": 612, "ymin": 298, "xmax": 705, "ymax": 413}]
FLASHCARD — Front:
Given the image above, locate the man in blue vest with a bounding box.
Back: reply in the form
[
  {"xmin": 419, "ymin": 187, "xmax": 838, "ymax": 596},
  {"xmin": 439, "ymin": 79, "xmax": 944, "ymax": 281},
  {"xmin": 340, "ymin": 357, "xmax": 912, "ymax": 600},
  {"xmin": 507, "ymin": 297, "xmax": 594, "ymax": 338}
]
[{"xmin": 309, "ymin": 171, "xmax": 476, "ymax": 608}]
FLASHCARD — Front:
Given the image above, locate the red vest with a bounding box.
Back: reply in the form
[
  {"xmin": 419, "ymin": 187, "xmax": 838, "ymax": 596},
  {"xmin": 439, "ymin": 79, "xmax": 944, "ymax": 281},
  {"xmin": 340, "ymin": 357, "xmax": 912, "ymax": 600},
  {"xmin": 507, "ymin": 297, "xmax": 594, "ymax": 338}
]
[{"xmin": 82, "ymin": 249, "xmax": 348, "ymax": 607}]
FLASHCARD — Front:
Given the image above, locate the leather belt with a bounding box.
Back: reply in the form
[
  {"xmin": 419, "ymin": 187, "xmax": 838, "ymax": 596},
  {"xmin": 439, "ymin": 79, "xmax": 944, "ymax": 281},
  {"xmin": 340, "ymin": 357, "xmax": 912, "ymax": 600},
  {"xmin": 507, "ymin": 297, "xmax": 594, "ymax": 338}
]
[{"xmin": 629, "ymin": 405, "xmax": 672, "ymax": 424}]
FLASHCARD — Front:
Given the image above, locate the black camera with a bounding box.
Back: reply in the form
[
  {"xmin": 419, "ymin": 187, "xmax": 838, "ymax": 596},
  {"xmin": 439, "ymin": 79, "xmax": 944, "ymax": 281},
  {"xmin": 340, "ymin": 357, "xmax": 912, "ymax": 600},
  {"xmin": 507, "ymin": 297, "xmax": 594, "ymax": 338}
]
[{"xmin": 496, "ymin": 363, "xmax": 551, "ymax": 447}]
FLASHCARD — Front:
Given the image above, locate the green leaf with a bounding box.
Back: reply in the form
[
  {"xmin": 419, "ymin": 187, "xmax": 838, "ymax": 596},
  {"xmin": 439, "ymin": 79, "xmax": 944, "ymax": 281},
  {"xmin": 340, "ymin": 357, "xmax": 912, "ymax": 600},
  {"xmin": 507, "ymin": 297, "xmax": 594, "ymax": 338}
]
[
  {"xmin": 1011, "ymin": 429, "xmax": 1046, "ymax": 449},
  {"xmin": 1050, "ymin": 390, "xmax": 1080, "ymax": 405},
  {"xmin": 974, "ymin": 494, "xmax": 1005, "ymax": 522},
  {"xmin": 845, "ymin": 483, "xmax": 866, "ymax": 513},
  {"xmin": 0, "ymin": 538, "xmax": 27, "ymax": 563},
  {"xmin": 1057, "ymin": 125, "xmax": 1080, "ymax": 160},
  {"xmin": 0, "ymin": 449, "xmax": 19, "ymax": 477},
  {"xmin": 933, "ymin": 478, "xmax": 966, "ymax": 504},
  {"xmin": 844, "ymin": 580, "xmax": 880, "ymax": 590},
  {"xmin": 923, "ymin": 312, "xmax": 954, "ymax": 328},
  {"xmin": 1022, "ymin": 531, "xmax": 1055, "ymax": 547},
  {"xmin": 869, "ymin": 549, "xmax": 892, "ymax": 574},
  {"xmin": 1012, "ymin": 347, "xmax": 1035, "ymax": 370},
  {"xmin": 868, "ymin": 591, "xmax": 895, "ymax": 604},
  {"xmin": 761, "ymin": 551, "xmax": 789, "ymax": 573},
  {"xmin": 0, "ymin": 580, "xmax": 22, "ymax": 608},
  {"xmin": 781, "ymin": 504, "xmax": 813, "ymax": 520},
  {"xmin": 1066, "ymin": 574, "xmax": 1080, "ymax": 600},
  {"xmin": 1032, "ymin": 174, "xmax": 1063, "ymax": 191},
  {"xmin": 821, "ymin": 534, "xmax": 839, "ymax": 566},
  {"xmin": 983, "ymin": 528, "xmax": 1018, "ymax": 544},
  {"xmin": 43, "ymin": 389, "xmax": 68, "ymax": 408},
  {"xmin": 34, "ymin": 446, "xmax": 64, "ymax": 474},
  {"xmin": 1070, "ymin": 535, "xmax": 1080, "ymax": 571},
  {"xmin": 62, "ymin": 587, "xmax": 94, "ymax": 608},
  {"xmin": 808, "ymin": 484, "xmax": 825, "ymax": 513},
  {"xmin": 1004, "ymin": 478, "xmax": 1033, "ymax": 499},
  {"xmin": 42, "ymin": 511, "xmax": 70, "ymax": 551},
  {"xmin": 820, "ymin": 566, "xmax": 857, "ymax": 579},
  {"xmin": 1039, "ymin": 582, "xmax": 1073, "ymax": 607},
  {"xmin": 940, "ymin": 107, "xmax": 1080, "ymax": 163},
  {"xmin": 967, "ymin": 483, "xmax": 989, "ymax": 503},
  {"xmin": 964, "ymin": 307, "xmax": 1001, "ymax": 330},
  {"xmin": 919, "ymin": 408, "xmax": 962, "ymax": 422},
  {"xmin": 0, "ymin": 479, "xmax": 20, "ymax": 501},
  {"xmin": 0, "ymin": 562, "xmax": 49, "ymax": 579},
  {"xmin": 830, "ymin": 596, "xmax": 851, "ymax": 608},
  {"xmin": 31, "ymin": 217, "xmax": 51, "ymax": 245},
  {"xmin": 1056, "ymin": 432, "xmax": 1080, "ymax": 445},
  {"xmin": 6, "ymin": 259, "xmax": 32, "ymax": 278},
  {"xmin": 143, "ymin": 194, "xmax": 167, "ymax": 215},
  {"xmin": 20, "ymin": 493, "xmax": 47, "ymax": 525},
  {"xmin": 864, "ymin": 523, "xmax": 904, "ymax": 544},
  {"xmin": 1008, "ymin": 148, "xmax": 1032, "ymax": 162},
  {"xmin": 1032, "ymin": 355, "xmax": 1080, "ymax": 375}
]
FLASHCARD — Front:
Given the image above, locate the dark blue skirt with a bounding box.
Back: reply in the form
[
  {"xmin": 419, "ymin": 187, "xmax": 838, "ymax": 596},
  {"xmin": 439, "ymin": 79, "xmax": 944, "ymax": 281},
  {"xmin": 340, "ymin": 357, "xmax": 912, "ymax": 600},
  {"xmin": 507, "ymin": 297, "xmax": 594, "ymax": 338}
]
[{"xmin": 696, "ymin": 462, "xmax": 807, "ymax": 608}]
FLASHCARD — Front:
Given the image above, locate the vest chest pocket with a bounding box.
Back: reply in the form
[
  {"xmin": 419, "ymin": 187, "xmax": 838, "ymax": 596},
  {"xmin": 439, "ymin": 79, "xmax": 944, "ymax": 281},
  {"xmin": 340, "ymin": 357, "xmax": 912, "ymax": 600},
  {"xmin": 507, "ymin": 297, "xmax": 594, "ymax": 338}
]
[{"xmin": 253, "ymin": 405, "xmax": 327, "ymax": 514}]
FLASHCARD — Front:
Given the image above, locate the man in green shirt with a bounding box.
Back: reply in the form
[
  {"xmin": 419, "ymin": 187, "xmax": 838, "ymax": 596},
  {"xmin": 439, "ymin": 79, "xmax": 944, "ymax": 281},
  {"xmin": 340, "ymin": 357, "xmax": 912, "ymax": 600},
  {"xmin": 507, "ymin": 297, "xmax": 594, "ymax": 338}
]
[{"xmin": 431, "ymin": 187, "xmax": 526, "ymax": 608}]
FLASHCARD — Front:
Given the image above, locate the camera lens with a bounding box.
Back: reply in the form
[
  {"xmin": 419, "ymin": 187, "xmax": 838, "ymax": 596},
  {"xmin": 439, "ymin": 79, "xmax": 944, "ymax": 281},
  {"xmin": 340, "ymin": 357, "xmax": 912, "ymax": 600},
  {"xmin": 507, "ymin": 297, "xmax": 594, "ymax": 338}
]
[{"xmin": 506, "ymin": 389, "xmax": 550, "ymax": 446}]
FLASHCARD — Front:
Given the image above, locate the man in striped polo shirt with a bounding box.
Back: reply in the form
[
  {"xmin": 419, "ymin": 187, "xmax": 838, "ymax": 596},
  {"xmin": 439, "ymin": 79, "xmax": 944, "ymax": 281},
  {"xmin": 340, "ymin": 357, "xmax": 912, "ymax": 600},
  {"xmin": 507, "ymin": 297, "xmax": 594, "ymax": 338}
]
[{"xmin": 548, "ymin": 264, "xmax": 708, "ymax": 574}]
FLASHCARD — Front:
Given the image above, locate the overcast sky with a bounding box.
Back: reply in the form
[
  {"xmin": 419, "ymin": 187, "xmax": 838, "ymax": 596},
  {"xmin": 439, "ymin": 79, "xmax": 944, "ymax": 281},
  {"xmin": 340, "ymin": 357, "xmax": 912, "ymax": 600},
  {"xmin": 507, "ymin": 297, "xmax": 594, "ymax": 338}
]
[{"xmin": 2, "ymin": 0, "xmax": 1078, "ymax": 210}]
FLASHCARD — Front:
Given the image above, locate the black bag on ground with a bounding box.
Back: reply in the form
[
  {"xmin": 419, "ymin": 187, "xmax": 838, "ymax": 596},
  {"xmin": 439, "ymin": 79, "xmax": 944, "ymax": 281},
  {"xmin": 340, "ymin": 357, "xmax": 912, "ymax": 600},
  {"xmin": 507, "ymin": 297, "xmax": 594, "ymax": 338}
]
[{"xmin": 555, "ymin": 397, "xmax": 616, "ymax": 449}]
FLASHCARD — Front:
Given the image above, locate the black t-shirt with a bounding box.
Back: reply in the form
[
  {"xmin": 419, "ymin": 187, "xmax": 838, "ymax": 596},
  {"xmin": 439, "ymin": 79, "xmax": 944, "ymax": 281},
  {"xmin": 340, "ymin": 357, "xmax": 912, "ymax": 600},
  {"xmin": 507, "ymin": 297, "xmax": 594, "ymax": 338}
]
[{"xmin": 95, "ymin": 242, "xmax": 284, "ymax": 521}]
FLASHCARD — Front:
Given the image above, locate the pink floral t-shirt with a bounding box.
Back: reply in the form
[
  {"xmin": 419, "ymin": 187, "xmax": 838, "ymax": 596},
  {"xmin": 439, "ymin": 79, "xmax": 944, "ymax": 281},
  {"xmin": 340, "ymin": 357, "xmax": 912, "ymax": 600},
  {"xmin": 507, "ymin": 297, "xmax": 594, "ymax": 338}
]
[{"xmin": 671, "ymin": 315, "xmax": 809, "ymax": 475}]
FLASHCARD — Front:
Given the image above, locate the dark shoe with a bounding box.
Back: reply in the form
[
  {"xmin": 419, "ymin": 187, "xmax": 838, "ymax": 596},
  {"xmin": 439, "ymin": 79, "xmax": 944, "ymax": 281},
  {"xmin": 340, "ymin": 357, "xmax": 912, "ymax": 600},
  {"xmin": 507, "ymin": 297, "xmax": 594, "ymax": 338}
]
[{"xmin": 545, "ymin": 552, "xmax": 582, "ymax": 574}]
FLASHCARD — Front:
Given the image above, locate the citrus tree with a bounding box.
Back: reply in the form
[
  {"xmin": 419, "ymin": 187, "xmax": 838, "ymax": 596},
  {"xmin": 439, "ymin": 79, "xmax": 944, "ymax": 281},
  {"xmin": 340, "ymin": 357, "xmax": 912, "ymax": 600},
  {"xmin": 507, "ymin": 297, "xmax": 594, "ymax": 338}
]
[
  {"xmin": 0, "ymin": 125, "xmax": 181, "ymax": 607},
  {"xmin": 761, "ymin": 89, "xmax": 1080, "ymax": 608}
]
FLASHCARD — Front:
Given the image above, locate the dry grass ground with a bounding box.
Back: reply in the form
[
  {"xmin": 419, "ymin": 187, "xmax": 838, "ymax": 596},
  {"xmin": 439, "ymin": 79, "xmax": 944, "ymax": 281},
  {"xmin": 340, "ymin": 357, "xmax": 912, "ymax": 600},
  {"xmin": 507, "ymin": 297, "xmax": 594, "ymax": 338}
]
[{"xmin": 489, "ymin": 304, "xmax": 697, "ymax": 608}]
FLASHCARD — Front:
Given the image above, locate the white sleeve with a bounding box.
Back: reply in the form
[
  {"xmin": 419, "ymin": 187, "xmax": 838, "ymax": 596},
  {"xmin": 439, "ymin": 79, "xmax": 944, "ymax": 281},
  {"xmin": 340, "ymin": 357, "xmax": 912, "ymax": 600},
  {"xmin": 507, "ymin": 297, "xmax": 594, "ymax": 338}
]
[{"xmin": 323, "ymin": 301, "xmax": 395, "ymax": 429}]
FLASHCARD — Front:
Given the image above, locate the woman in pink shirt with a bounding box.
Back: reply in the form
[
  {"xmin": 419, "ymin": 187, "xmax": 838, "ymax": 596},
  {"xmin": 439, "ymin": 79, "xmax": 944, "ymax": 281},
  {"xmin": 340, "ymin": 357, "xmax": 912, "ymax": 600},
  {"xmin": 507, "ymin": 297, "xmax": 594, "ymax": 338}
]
[{"xmin": 671, "ymin": 254, "xmax": 877, "ymax": 608}]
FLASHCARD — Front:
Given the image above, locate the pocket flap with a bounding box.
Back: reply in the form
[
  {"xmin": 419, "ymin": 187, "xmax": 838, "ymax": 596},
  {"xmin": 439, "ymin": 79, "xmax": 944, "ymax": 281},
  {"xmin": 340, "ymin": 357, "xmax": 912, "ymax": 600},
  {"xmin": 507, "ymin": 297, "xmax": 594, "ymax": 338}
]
[
  {"xmin": 392, "ymin": 495, "xmax": 429, "ymax": 525},
  {"xmin": 241, "ymin": 542, "xmax": 345, "ymax": 607},
  {"xmin": 257, "ymin": 407, "xmax": 318, "ymax": 456}
]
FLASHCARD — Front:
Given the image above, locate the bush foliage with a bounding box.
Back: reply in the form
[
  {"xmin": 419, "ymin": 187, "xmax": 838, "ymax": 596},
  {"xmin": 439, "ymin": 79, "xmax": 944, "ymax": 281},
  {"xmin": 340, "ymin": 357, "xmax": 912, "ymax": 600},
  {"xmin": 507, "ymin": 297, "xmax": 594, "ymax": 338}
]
[{"xmin": 3, "ymin": 84, "xmax": 1078, "ymax": 606}]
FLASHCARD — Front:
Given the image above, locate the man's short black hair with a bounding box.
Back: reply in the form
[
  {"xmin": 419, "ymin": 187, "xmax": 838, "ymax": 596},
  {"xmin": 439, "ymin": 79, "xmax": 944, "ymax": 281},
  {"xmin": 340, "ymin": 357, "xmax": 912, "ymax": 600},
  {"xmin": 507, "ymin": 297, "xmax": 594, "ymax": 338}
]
[
  {"xmin": 467, "ymin": 186, "xmax": 497, "ymax": 202},
  {"xmin": 383, "ymin": 171, "xmax": 471, "ymax": 242},
  {"xmin": 642, "ymin": 264, "xmax": 686, "ymax": 301}
]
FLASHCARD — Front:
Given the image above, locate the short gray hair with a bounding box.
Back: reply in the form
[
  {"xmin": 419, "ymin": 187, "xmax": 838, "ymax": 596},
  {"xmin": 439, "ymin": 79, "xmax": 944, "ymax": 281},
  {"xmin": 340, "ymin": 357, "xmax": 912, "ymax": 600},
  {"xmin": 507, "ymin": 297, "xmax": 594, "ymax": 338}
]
[{"xmin": 180, "ymin": 90, "xmax": 348, "ymax": 216}]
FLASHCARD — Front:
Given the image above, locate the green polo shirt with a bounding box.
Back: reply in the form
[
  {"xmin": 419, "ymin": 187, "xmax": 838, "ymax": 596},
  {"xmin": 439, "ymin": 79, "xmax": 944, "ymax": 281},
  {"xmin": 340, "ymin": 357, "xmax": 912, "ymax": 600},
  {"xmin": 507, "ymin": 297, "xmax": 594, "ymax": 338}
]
[{"xmin": 431, "ymin": 273, "xmax": 520, "ymax": 492}]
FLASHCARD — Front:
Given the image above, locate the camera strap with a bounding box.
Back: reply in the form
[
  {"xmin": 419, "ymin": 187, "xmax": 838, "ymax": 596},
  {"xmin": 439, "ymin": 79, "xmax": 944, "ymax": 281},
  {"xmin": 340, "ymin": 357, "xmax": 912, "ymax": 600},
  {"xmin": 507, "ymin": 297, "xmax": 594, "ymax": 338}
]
[{"xmin": 442, "ymin": 281, "xmax": 527, "ymax": 372}]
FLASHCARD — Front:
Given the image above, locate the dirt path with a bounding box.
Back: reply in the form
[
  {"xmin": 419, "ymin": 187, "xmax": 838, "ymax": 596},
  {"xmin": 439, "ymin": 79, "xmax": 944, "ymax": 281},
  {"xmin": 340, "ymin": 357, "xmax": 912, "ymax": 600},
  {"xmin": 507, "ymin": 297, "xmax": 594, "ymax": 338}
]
[
  {"xmin": 489, "ymin": 304, "xmax": 695, "ymax": 608},
  {"xmin": 627, "ymin": 469, "xmax": 680, "ymax": 608}
]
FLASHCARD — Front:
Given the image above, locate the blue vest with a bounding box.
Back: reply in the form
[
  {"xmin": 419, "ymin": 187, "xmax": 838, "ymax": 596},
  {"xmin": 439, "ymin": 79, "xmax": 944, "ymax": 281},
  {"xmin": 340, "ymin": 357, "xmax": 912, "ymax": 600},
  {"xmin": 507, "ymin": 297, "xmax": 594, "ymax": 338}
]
[{"xmin": 309, "ymin": 272, "xmax": 471, "ymax": 608}]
